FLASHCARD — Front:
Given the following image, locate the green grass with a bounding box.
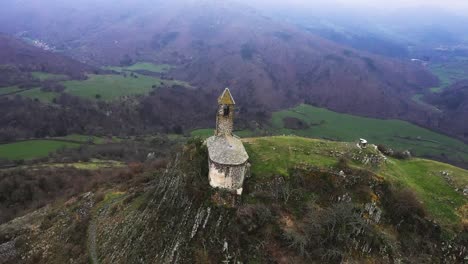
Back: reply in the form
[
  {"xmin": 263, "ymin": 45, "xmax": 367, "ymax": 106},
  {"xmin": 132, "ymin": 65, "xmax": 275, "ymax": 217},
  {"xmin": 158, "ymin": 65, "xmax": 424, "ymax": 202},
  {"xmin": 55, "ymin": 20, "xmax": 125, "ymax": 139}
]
[
  {"xmin": 191, "ymin": 129, "xmax": 214, "ymax": 138},
  {"xmin": 245, "ymin": 136, "xmax": 468, "ymax": 226},
  {"xmin": 104, "ymin": 62, "xmax": 172, "ymax": 74},
  {"xmin": 126, "ymin": 192, "xmax": 151, "ymax": 212},
  {"xmin": 244, "ymin": 136, "xmax": 351, "ymax": 177},
  {"xmin": 93, "ymin": 191, "xmax": 127, "ymax": 213},
  {"xmin": 48, "ymin": 159, "xmax": 125, "ymax": 170},
  {"xmin": 0, "ymin": 86, "xmax": 23, "ymax": 95},
  {"xmin": 0, "ymin": 140, "xmax": 80, "ymax": 160},
  {"xmin": 63, "ymin": 74, "xmax": 162, "ymax": 100},
  {"xmin": 31, "ymin": 72, "xmax": 68, "ymax": 81},
  {"xmin": 17, "ymin": 88, "xmax": 59, "ymax": 103},
  {"xmin": 428, "ymin": 62, "xmax": 468, "ymax": 93},
  {"xmin": 62, "ymin": 74, "xmax": 189, "ymax": 101},
  {"xmin": 381, "ymin": 158, "xmax": 467, "ymax": 225},
  {"xmin": 192, "ymin": 104, "xmax": 468, "ymax": 164},
  {"xmin": 19, "ymin": 159, "xmax": 126, "ymax": 170},
  {"xmin": 269, "ymin": 104, "xmax": 468, "ymax": 164}
]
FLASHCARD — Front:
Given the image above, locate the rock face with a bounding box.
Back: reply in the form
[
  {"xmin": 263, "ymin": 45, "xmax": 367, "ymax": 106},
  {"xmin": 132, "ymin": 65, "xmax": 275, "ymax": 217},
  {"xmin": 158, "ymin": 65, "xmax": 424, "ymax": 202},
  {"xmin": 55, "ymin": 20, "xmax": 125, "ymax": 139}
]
[
  {"xmin": 92, "ymin": 153, "xmax": 242, "ymax": 264},
  {"xmin": 207, "ymin": 88, "xmax": 249, "ymax": 194},
  {"xmin": 1, "ymin": 137, "xmax": 467, "ymax": 264}
]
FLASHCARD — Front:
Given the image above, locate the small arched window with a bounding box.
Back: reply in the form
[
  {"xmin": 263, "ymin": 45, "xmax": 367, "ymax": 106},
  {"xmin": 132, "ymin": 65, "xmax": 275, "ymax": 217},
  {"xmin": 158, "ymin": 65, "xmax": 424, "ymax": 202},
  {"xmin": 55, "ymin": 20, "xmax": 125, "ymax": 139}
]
[{"xmin": 223, "ymin": 105, "xmax": 230, "ymax": 116}]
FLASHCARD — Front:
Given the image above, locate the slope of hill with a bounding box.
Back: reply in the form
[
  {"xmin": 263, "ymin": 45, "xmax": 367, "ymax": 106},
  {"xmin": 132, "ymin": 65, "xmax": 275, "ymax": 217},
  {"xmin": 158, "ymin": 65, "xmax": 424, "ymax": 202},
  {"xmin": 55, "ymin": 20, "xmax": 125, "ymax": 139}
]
[
  {"xmin": 1, "ymin": 1, "xmax": 467, "ymax": 153},
  {"xmin": 425, "ymin": 81, "xmax": 468, "ymax": 140},
  {"xmin": 0, "ymin": 136, "xmax": 466, "ymax": 263},
  {"xmin": 270, "ymin": 104, "xmax": 468, "ymax": 167},
  {"xmin": 0, "ymin": 34, "xmax": 97, "ymax": 87},
  {"xmin": 0, "ymin": 34, "xmax": 196, "ymax": 141},
  {"xmin": 0, "ymin": 0, "xmax": 441, "ymax": 131},
  {"xmin": 193, "ymin": 104, "xmax": 468, "ymax": 168}
]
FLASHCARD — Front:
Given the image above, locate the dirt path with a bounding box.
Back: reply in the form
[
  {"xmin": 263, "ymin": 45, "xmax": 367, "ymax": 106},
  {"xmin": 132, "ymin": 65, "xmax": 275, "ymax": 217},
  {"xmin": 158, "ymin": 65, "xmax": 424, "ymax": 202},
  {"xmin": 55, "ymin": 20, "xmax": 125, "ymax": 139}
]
[
  {"xmin": 88, "ymin": 219, "xmax": 99, "ymax": 264},
  {"xmin": 88, "ymin": 195, "xmax": 127, "ymax": 264}
]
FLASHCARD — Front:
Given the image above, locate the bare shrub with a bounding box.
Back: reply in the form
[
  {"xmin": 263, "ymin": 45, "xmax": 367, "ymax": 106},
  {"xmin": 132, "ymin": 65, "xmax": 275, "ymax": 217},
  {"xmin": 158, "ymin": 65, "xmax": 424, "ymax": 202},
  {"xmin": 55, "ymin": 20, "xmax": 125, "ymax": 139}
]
[
  {"xmin": 383, "ymin": 187, "xmax": 426, "ymax": 226},
  {"xmin": 282, "ymin": 203, "xmax": 384, "ymax": 262},
  {"xmin": 237, "ymin": 204, "xmax": 273, "ymax": 233}
]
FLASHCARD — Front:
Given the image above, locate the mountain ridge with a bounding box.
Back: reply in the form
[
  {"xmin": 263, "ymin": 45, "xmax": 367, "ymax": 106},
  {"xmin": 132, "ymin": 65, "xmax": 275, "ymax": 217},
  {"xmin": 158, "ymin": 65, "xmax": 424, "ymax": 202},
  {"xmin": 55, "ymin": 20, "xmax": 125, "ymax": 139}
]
[{"xmin": 0, "ymin": 0, "xmax": 466, "ymax": 144}]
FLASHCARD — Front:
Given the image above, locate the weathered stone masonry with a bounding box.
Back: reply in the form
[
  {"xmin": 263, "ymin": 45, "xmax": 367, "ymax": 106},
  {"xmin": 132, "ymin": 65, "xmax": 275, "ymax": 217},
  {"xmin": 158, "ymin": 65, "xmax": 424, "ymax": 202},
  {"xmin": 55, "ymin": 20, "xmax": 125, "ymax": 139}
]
[
  {"xmin": 216, "ymin": 113, "xmax": 234, "ymax": 136},
  {"xmin": 207, "ymin": 88, "xmax": 249, "ymax": 195},
  {"xmin": 208, "ymin": 161, "xmax": 248, "ymax": 190}
]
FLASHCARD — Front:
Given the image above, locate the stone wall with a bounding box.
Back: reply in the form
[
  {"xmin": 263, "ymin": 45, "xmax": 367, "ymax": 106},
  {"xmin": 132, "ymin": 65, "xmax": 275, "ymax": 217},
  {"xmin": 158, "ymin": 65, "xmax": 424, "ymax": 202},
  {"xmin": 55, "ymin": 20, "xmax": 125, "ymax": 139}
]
[
  {"xmin": 216, "ymin": 104, "xmax": 234, "ymax": 136},
  {"xmin": 216, "ymin": 117, "xmax": 233, "ymax": 136},
  {"xmin": 208, "ymin": 159, "xmax": 247, "ymax": 192}
]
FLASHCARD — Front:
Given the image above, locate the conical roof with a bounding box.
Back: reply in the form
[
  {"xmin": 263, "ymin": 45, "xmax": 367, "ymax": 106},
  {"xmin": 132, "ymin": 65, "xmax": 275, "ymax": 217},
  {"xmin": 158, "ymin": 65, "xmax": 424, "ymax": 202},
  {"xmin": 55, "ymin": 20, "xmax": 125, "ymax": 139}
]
[{"xmin": 218, "ymin": 88, "xmax": 235, "ymax": 105}]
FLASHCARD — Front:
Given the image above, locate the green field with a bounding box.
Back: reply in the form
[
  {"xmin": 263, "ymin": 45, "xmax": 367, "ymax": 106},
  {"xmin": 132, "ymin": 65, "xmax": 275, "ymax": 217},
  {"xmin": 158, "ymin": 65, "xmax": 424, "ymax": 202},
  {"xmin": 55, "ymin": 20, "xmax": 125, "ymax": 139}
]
[
  {"xmin": 428, "ymin": 62, "xmax": 468, "ymax": 93},
  {"xmin": 190, "ymin": 128, "xmax": 214, "ymax": 138},
  {"xmin": 244, "ymin": 136, "xmax": 345, "ymax": 176},
  {"xmin": 0, "ymin": 140, "xmax": 80, "ymax": 160},
  {"xmin": 104, "ymin": 62, "xmax": 172, "ymax": 73},
  {"xmin": 18, "ymin": 88, "xmax": 59, "ymax": 103},
  {"xmin": 382, "ymin": 158, "xmax": 467, "ymax": 224},
  {"xmin": 44, "ymin": 159, "xmax": 125, "ymax": 170},
  {"xmin": 0, "ymin": 134, "xmax": 122, "ymax": 161},
  {"xmin": 270, "ymin": 104, "xmax": 468, "ymax": 164},
  {"xmin": 192, "ymin": 104, "xmax": 468, "ymax": 164},
  {"xmin": 0, "ymin": 86, "xmax": 23, "ymax": 95},
  {"xmin": 62, "ymin": 74, "xmax": 189, "ymax": 101},
  {"xmin": 32, "ymin": 72, "xmax": 68, "ymax": 81},
  {"xmin": 244, "ymin": 136, "xmax": 468, "ymax": 226}
]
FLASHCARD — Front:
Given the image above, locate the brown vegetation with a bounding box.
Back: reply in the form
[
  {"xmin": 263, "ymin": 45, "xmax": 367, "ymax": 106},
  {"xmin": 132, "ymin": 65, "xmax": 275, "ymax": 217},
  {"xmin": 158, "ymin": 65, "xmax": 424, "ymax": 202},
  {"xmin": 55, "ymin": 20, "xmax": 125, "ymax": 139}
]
[
  {"xmin": 0, "ymin": 166, "xmax": 107, "ymax": 224},
  {"xmin": 5, "ymin": 1, "xmax": 465, "ymax": 145},
  {"xmin": 425, "ymin": 80, "xmax": 468, "ymax": 141},
  {"xmin": 0, "ymin": 136, "xmax": 175, "ymax": 224},
  {"xmin": 282, "ymin": 117, "xmax": 310, "ymax": 130},
  {"xmin": 0, "ymin": 34, "xmax": 97, "ymax": 84}
]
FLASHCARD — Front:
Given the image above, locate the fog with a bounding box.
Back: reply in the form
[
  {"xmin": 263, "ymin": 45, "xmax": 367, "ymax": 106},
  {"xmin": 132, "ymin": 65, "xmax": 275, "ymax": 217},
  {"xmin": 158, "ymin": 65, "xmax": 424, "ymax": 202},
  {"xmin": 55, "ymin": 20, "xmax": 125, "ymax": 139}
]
[
  {"xmin": 1, "ymin": 0, "xmax": 467, "ymax": 40},
  {"xmin": 235, "ymin": 0, "xmax": 468, "ymax": 14},
  {"xmin": 3, "ymin": 0, "xmax": 468, "ymax": 16},
  {"xmin": 231, "ymin": 0, "xmax": 468, "ymax": 44}
]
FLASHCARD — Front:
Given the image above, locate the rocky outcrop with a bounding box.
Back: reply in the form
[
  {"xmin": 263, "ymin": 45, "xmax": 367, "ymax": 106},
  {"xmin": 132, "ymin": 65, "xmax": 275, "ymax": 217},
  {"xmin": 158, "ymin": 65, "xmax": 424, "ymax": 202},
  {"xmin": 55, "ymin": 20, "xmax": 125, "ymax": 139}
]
[{"xmin": 94, "ymin": 155, "xmax": 242, "ymax": 263}]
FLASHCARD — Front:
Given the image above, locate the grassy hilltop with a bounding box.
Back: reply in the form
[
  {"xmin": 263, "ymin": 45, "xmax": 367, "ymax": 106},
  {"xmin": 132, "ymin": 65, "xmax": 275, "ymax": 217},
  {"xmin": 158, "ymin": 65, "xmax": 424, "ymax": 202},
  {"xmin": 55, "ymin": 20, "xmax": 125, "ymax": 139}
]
[
  {"xmin": 193, "ymin": 104, "xmax": 468, "ymax": 167},
  {"xmin": 270, "ymin": 104, "xmax": 468, "ymax": 165},
  {"xmin": 1, "ymin": 135, "xmax": 466, "ymax": 263},
  {"xmin": 244, "ymin": 136, "xmax": 467, "ymax": 227}
]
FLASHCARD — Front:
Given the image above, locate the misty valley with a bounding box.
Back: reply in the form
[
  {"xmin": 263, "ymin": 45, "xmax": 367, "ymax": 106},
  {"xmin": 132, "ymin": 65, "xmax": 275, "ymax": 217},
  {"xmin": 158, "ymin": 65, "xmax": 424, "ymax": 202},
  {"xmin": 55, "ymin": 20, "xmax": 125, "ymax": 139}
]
[{"xmin": 0, "ymin": 0, "xmax": 467, "ymax": 263}]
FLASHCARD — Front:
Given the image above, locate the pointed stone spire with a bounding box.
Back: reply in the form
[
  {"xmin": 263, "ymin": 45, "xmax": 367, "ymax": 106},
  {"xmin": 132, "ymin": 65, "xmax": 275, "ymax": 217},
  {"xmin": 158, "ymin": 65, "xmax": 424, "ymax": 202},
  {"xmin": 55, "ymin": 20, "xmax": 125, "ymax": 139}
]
[{"xmin": 218, "ymin": 88, "xmax": 236, "ymax": 105}]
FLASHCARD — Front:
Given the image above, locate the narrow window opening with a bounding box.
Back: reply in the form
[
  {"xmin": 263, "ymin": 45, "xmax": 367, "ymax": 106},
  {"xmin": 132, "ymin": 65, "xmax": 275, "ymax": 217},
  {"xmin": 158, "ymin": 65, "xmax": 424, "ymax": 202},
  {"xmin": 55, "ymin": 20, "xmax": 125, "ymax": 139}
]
[{"xmin": 223, "ymin": 105, "xmax": 230, "ymax": 116}]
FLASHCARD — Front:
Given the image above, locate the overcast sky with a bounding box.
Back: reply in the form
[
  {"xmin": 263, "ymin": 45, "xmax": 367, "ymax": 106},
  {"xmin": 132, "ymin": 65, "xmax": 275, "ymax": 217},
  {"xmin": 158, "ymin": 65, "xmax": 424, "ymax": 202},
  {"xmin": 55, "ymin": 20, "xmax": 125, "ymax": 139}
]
[{"xmin": 236, "ymin": 0, "xmax": 468, "ymax": 13}]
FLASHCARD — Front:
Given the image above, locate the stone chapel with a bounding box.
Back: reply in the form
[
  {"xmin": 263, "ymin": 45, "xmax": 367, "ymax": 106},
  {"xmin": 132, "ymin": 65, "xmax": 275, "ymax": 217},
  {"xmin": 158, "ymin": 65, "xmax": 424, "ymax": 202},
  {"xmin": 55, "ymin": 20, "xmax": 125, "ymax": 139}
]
[{"xmin": 206, "ymin": 88, "xmax": 249, "ymax": 195}]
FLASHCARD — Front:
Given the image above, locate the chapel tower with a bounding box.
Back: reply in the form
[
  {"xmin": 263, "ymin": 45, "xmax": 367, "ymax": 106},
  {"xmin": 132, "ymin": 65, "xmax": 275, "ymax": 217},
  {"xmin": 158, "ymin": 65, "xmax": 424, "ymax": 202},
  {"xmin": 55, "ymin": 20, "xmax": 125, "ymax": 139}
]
[
  {"xmin": 207, "ymin": 88, "xmax": 249, "ymax": 195},
  {"xmin": 215, "ymin": 88, "xmax": 235, "ymax": 136}
]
